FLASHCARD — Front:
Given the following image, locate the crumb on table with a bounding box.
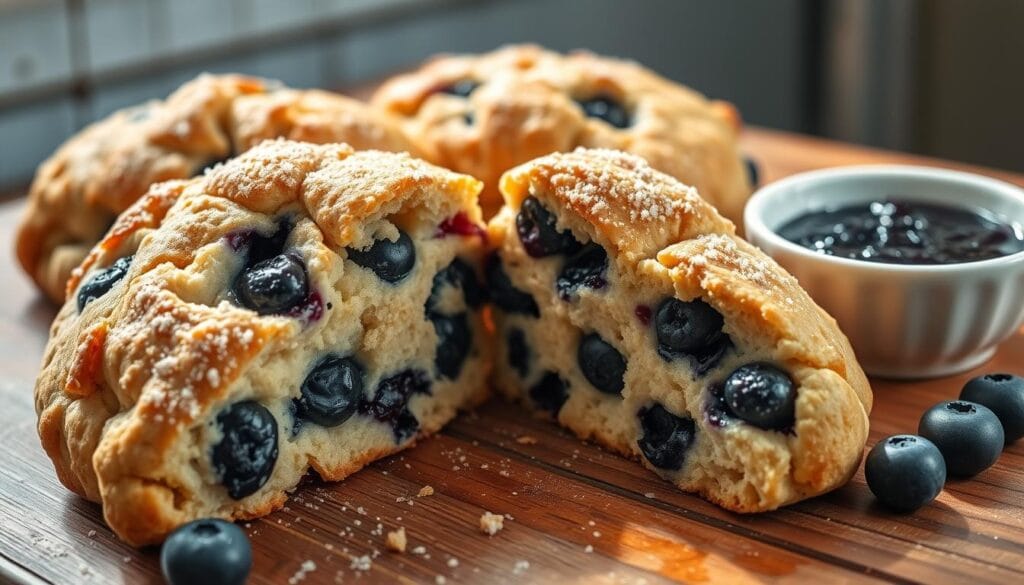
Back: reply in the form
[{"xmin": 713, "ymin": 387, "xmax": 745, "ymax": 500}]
[
  {"xmin": 479, "ymin": 511, "xmax": 504, "ymax": 536},
  {"xmin": 418, "ymin": 485, "xmax": 435, "ymax": 497},
  {"xmin": 385, "ymin": 526, "xmax": 407, "ymax": 553},
  {"xmin": 515, "ymin": 435, "xmax": 537, "ymax": 445}
]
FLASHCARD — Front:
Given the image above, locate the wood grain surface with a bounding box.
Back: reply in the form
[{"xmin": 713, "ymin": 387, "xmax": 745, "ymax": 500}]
[{"xmin": 1, "ymin": 127, "xmax": 1022, "ymax": 585}]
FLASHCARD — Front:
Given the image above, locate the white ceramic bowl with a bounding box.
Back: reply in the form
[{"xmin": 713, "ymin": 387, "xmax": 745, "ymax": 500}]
[{"xmin": 745, "ymin": 165, "xmax": 1024, "ymax": 379}]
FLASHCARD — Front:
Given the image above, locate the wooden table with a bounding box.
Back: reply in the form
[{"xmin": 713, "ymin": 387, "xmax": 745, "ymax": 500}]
[{"xmin": 1, "ymin": 128, "xmax": 1022, "ymax": 585}]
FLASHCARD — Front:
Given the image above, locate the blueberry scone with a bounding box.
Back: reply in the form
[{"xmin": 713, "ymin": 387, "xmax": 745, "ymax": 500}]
[
  {"xmin": 488, "ymin": 149, "xmax": 872, "ymax": 511},
  {"xmin": 16, "ymin": 74, "xmax": 415, "ymax": 303},
  {"xmin": 34, "ymin": 140, "xmax": 490, "ymax": 545},
  {"xmin": 372, "ymin": 44, "xmax": 751, "ymax": 219}
]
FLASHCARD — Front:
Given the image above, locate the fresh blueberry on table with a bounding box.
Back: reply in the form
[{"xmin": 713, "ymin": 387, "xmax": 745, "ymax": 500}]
[
  {"xmin": 529, "ymin": 371, "xmax": 569, "ymax": 416},
  {"xmin": 577, "ymin": 95, "xmax": 630, "ymax": 128},
  {"xmin": 865, "ymin": 435, "xmax": 946, "ymax": 512},
  {"xmin": 211, "ymin": 401, "xmax": 279, "ymax": 499},
  {"xmin": 346, "ymin": 229, "xmax": 416, "ymax": 283},
  {"xmin": 233, "ymin": 253, "xmax": 309, "ymax": 315},
  {"xmin": 722, "ymin": 362, "xmax": 796, "ymax": 431},
  {"xmin": 577, "ymin": 333, "xmax": 627, "ymax": 396},
  {"xmin": 485, "ymin": 254, "xmax": 539, "ymax": 317},
  {"xmin": 960, "ymin": 373, "xmax": 1024, "ymax": 443},
  {"xmin": 638, "ymin": 403, "xmax": 696, "ymax": 471},
  {"xmin": 296, "ymin": 355, "xmax": 365, "ymax": 427},
  {"xmin": 516, "ymin": 196, "xmax": 581, "ymax": 258},
  {"xmin": 556, "ymin": 243, "xmax": 608, "ymax": 300},
  {"xmin": 918, "ymin": 400, "xmax": 1004, "ymax": 476},
  {"xmin": 77, "ymin": 255, "xmax": 133, "ymax": 311},
  {"xmin": 161, "ymin": 519, "xmax": 252, "ymax": 585}
]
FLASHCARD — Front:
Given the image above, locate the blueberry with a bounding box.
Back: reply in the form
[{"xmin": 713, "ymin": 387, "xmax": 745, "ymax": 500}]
[
  {"xmin": 225, "ymin": 218, "xmax": 291, "ymax": 260},
  {"xmin": 918, "ymin": 400, "xmax": 1004, "ymax": 477},
  {"xmin": 77, "ymin": 255, "xmax": 133, "ymax": 311},
  {"xmin": 529, "ymin": 372, "xmax": 569, "ymax": 416},
  {"xmin": 722, "ymin": 363, "xmax": 796, "ymax": 431},
  {"xmin": 654, "ymin": 298, "xmax": 731, "ymax": 375},
  {"xmin": 296, "ymin": 355, "xmax": 364, "ymax": 427},
  {"xmin": 577, "ymin": 95, "xmax": 630, "ymax": 128},
  {"xmin": 507, "ymin": 328, "xmax": 530, "ymax": 378},
  {"xmin": 515, "ymin": 196, "xmax": 581, "ymax": 258},
  {"xmin": 960, "ymin": 373, "xmax": 1024, "ymax": 443},
  {"xmin": 441, "ymin": 80, "xmax": 478, "ymax": 98},
  {"xmin": 359, "ymin": 369, "xmax": 431, "ymax": 443},
  {"xmin": 426, "ymin": 258, "xmax": 484, "ymax": 316},
  {"xmin": 485, "ymin": 254, "xmax": 539, "ymax": 317},
  {"xmin": 704, "ymin": 382, "xmax": 732, "ymax": 428},
  {"xmin": 744, "ymin": 156, "xmax": 760, "ymax": 188},
  {"xmin": 577, "ymin": 333, "xmax": 627, "ymax": 396},
  {"xmin": 865, "ymin": 435, "xmax": 946, "ymax": 512},
  {"xmin": 212, "ymin": 401, "xmax": 278, "ymax": 499},
  {"xmin": 556, "ymin": 243, "xmax": 608, "ymax": 301},
  {"xmin": 346, "ymin": 229, "xmax": 416, "ymax": 283},
  {"xmin": 433, "ymin": 312, "xmax": 471, "ymax": 380},
  {"xmin": 161, "ymin": 519, "xmax": 251, "ymax": 585},
  {"xmin": 232, "ymin": 253, "xmax": 309, "ymax": 315},
  {"xmin": 637, "ymin": 404, "xmax": 696, "ymax": 471}
]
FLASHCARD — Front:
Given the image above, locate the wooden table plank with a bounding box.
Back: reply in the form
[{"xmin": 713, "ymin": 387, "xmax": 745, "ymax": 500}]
[{"xmin": 1, "ymin": 127, "xmax": 1023, "ymax": 584}]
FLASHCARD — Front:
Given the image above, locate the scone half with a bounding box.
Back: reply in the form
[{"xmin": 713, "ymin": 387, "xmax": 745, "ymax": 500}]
[
  {"xmin": 34, "ymin": 140, "xmax": 491, "ymax": 545},
  {"xmin": 488, "ymin": 148, "xmax": 871, "ymax": 512}
]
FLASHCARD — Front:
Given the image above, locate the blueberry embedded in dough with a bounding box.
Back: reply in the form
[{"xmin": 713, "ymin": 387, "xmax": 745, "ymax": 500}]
[
  {"xmin": 439, "ymin": 79, "xmax": 479, "ymax": 98},
  {"xmin": 516, "ymin": 196, "xmax": 582, "ymax": 258},
  {"xmin": 359, "ymin": 369, "xmax": 432, "ymax": 443},
  {"xmin": 295, "ymin": 355, "xmax": 365, "ymax": 428},
  {"xmin": 529, "ymin": 372, "xmax": 570, "ymax": 416},
  {"xmin": 506, "ymin": 328, "xmax": 531, "ymax": 379},
  {"xmin": 76, "ymin": 255, "xmax": 133, "ymax": 312},
  {"xmin": 555, "ymin": 243, "xmax": 608, "ymax": 301},
  {"xmin": 637, "ymin": 403, "xmax": 696, "ymax": 471},
  {"xmin": 346, "ymin": 229, "xmax": 417, "ymax": 284},
  {"xmin": 577, "ymin": 94, "xmax": 631, "ymax": 129},
  {"xmin": 432, "ymin": 312, "xmax": 472, "ymax": 380},
  {"xmin": 485, "ymin": 253, "xmax": 539, "ymax": 317},
  {"xmin": 211, "ymin": 401, "xmax": 279, "ymax": 500},
  {"xmin": 427, "ymin": 258, "xmax": 484, "ymax": 315},
  {"xmin": 653, "ymin": 297, "xmax": 732, "ymax": 375},
  {"xmin": 232, "ymin": 253, "xmax": 309, "ymax": 316},
  {"xmin": 722, "ymin": 363, "xmax": 796, "ymax": 431},
  {"xmin": 577, "ymin": 333, "xmax": 627, "ymax": 396}
]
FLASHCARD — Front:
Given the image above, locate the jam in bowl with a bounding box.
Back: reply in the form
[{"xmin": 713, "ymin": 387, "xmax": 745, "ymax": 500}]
[
  {"xmin": 776, "ymin": 199, "xmax": 1024, "ymax": 265},
  {"xmin": 745, "ymin": 165, "xmax": 1024, "ymax": 378}
]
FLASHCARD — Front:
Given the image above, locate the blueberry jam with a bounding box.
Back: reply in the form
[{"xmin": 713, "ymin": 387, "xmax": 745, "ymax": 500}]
[
  {"xmin": 529, "ymin": 372, "xmax": 569, "ymax": 416},
  {"xmin": 577, "ymin": 95, "xmax": 630, "ymax": 129},
  {"xmin": 485, "ymin": 254, "xmax": 539, "ymax": 317},
  {"xmin": 777, "ymin": 199, "xmax": 1024, "ymax": 264},
  {"xmin": 638, "ymin": 403, "xmax": 696, "ymax": 471},
  {"xmin": 346, "ymin": 229, "xmax": 416, "ymax": 283},
  {"xmin": 654, "ymin": 298, "xmax": 731, "ymax": 375},
  {"xmin": 556, "ymin": 243, "xmax": 608, "ymax": 301},
  {"xmin": 516, "ymin": 196, "xmax": 581, "ymax": 258},
  {"xmin": 211, "ymin": 401, "xmax": 279, "ymax": 500},
  {"xmin": 77, "ymin": 255, "xmax": 133, "ymax": 311},
  {"xmin": 436, "ymin": 211, "xmax": 488, "ymax": 242},
  {"xmin": 359, "ymin": 369, "xmax": 431, "ymax": 443},
  {"xmin": 295, "ymin": 355, "xmax": 365, "ymax": 428}
]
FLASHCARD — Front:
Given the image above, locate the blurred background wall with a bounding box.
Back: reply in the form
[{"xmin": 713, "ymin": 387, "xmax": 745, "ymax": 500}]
[{"xmin": 0, "ymin": 0, "xmax": 1021, "ymax": 189}]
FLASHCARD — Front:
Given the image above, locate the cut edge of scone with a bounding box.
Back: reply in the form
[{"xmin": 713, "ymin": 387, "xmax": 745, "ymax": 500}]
[
  {"xmin": 488, "ymin": 147, "xmax": 871, "ymax": 513},
  {"xmin": 35, "ymin": 139, "xmax": 491, "ymax": 545}
]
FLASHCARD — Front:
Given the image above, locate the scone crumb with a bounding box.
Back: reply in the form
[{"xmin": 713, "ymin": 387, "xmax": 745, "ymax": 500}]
[
  {"xmin": 513, "ymin": 560, "xmax": 530, "ymax": 575},
  {"xmin": 514, "ymin": 435, "xmax": 537, "ymax": 445},
  {"xmin": 418, "ymin": 485, "xmax": 435, "ymax": 497},
  {"xmin": 411, "ymin": 545, "xmax": 428, "ymax": 555},
  {"xmin": 385, "ymin": 527, "xmax": 407, "ymax": 553},
  {"xmin": 288, "ymin": 560, "xmax": 317, "ymax": 584},
  {"xmin": 350, "ymin": 555, "xmax": 372, "ymax": 571},
  {"xmin": 479, "ymin": 511, "xmax": 504, "ymax": 535}
]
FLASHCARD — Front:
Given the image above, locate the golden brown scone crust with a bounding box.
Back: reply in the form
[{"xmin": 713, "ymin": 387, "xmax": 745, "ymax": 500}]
[
  {"xmin": 372, "ymin": 44, "xmax": 751, "ymax": 219},
  {"xmin": 16, "ymin": 74, "xmax": 417, "ymax": 303},
  {"xmin": 490, "ymin": 149, "xmax": 871, "ymax": 512},
  {"xmin": 36, "ymin": 140, "xmax": 489, "ymax": 545}
]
